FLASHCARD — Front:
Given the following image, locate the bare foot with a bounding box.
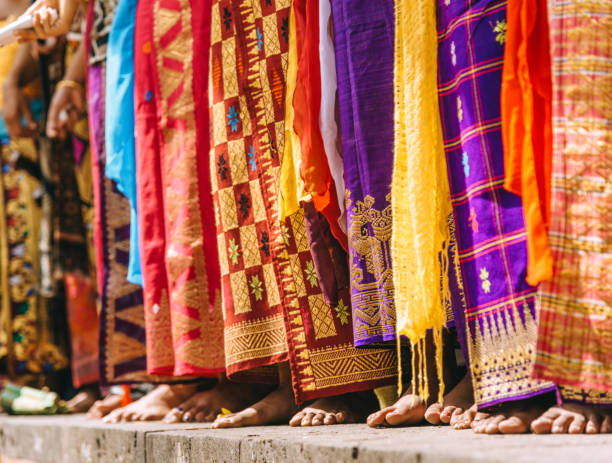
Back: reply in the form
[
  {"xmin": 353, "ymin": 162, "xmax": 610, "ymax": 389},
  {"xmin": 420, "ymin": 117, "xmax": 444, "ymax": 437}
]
[
  {"xmin": 290, "ymin": 391, "xmax": 378, "ymax": 427},
  {"xmin": 212, "ymin": 363, "xmax": 298, "ymax": 428},
  {"xmin": 424, "ymin": 373, "xmax": 473, "ymax": 428},
  {"xmin": 366, "ymin": 393, "xmax": 427, "ymax": 427},
  {"xmin": 87, "ymin": 394, "xmax": 123, "ymax": 419},
  {"xmin": 103, "ymin": 384, "xmax": 197, "ymax": 423},
  {"xmin": 67, "ymin": 388, "xmax": 99, "ymax": 414},
  {"xmin": 163, "ymin": 378, "xmax": 273, "ymax": 423},
  {"xmin": 471, "ymin": 399, "xmax": 547, "ymax": 434},
  {"xmin": 531, "ymin": 404, "xmax": 612, "ymax": 434}
]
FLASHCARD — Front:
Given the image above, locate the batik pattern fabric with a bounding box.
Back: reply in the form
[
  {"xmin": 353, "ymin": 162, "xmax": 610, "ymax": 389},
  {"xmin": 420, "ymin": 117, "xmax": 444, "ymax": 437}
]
[
  {"xmin": 533, "ymin": 0, "xmax": 612, "ymax": 402},
  {"xmin": 88, "ymin": 62, "xmax": 157, "ymax": 385},
  {"xmin": 437, "ymin": 0, "xmax": 555, "ymax": 408},
  {"xmin": 0, "ymin": 138, "xmax": 68, "ymax": 378},
  {"xmin": 133, "ymin": 0, "xmax": 225, "ymax": 377},
  {"xmin": 331, "ymin": 0, "xmax": 396, "ymax": 347},
  {"xmin": 210, "ymin": 0, "xmax": 396, "ymax": 402}
]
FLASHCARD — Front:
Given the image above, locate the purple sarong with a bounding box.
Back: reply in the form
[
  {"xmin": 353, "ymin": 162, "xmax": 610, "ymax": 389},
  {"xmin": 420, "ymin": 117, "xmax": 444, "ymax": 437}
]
[
  {"xmin": 331, "ymin": 0, "xmax": 396, "ymax": 347},
  {"xmin": 437, "ymin": 0, "xmax": 555, "ymax": 407}
]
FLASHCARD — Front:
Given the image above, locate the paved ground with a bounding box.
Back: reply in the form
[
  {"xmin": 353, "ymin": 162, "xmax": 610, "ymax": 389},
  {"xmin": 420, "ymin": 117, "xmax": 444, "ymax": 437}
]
[{"xmin": 1, "ymin": 414, "xmax": 612, "ymax": 463}]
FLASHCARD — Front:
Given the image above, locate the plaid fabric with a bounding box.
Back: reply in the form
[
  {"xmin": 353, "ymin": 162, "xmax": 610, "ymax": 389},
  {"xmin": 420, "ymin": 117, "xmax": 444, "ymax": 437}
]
[
  {"xmin": 533, "ymin": 0, "xmax": 612, "ymax": 402},
  {"xmin": 437, "ymin": 0, "xmax": 555, "ymax": 407}
]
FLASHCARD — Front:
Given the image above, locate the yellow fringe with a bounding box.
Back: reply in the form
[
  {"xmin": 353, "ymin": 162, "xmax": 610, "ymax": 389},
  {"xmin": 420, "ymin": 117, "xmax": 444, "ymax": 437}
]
[{"xmin": 392, "ymin": 0, "xmax": 453, "ymax": 406}]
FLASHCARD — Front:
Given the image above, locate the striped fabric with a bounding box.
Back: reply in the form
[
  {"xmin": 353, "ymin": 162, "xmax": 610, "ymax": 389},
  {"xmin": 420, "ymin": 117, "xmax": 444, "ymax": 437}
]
[
  {"xmin": 532, "ymin": 0, "xmax": 612, "ymax": 400},
  {"xmin": 437, "ymin": 0, "xmax": 555, "ymax": 408}
]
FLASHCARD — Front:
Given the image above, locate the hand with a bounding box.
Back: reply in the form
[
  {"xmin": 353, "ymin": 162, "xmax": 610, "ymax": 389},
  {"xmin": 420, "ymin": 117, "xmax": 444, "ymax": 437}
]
[
  {"xmin": 15, "ymin": 0, "xmax": 80, "ymax": 40},
  {"xmin": 2, "ymin": 79, "xmax": 37, "ymax": 138},
  {"xmin": 46, "ymin": 81, "xmax": 84, "ymax": 139}
]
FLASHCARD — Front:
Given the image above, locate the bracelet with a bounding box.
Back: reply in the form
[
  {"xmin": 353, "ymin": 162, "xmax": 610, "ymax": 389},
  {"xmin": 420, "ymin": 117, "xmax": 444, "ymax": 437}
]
[{"xmin": 57, "ymin": 79, "xmax": 84, "ymax": 92}]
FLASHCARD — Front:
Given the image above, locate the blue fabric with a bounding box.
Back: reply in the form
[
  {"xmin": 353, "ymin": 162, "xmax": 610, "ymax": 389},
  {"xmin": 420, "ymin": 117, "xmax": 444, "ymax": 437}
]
[
  {"xmin": 105, "ymin": 0, "xmax": 142, "ymax": 286},
  {"xmin": 0, "ymin": 98, "xmax": 44, "ymax": 140}
]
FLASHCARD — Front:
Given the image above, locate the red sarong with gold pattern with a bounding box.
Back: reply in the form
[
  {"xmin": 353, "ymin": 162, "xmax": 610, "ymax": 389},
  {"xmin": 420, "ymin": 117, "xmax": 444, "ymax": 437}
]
[{"xmin": 133, "ymin": 0, "xmax": 225, "ymax": 377}]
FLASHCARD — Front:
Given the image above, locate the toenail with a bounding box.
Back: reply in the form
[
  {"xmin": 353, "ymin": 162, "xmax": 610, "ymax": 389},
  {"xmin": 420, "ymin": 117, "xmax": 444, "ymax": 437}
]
[{"xmin": 177, "ymin": 407, "xmax": 183, "ymax": 411}]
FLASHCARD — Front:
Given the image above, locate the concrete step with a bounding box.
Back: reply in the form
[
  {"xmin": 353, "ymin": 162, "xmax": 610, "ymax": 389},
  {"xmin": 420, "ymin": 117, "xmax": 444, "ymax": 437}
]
[{"xmin": 1, "ymin": 415, "xmax": 611, "ymax": 463}]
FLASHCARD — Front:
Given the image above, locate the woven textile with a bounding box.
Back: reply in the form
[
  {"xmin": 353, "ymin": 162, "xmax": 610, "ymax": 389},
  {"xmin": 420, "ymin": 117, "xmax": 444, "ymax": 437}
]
[
  {"xmin": 533, "ymin": 0, "xmax": 612, "ymax": 400},
  {"xmin": 88, "ymin": 62, "xmax": 157, "ymax": 385},
  {"xmin": 437, "ymin": 0, "xmax": 555, "ymax": 408},
  {"xmin": 331, "ymin": 0, "xmax": 397, "ymax": 347},
  {"xmin": 209, "ymin": 0, "xmax": 396, "ymax": 402},
  {"xmin": 133, "ymin": 0, "xmax": 225, "ymax": 377}
]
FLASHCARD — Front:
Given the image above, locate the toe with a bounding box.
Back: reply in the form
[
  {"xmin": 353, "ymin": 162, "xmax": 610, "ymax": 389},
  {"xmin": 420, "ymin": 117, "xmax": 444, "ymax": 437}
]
[
  {"xmin": 195, "ymin": 411, "xmax": 207, "ymax": 423},
  {"xmin": 323, "ymin": 413, "xmax": 338, "ymax": 425},
  {"xmin": 531, "ymin": 417, "xmax": 553, "ymax": 434},
  {"xmin": 367, "ymin": 408, "xmax": 391, "ymax": 428},
  {"xmin": 585, "ymin": 414, "xmax": 601, "ymax": 434},
  {"xmin": 499, "ymin": 416, "xmax": 528, "ymax": 434},
  {"xmin": 485, "ymin": 415, "xmax": 506, "ymax": 435},
  {"xmin": 334, "ymin": 411, "xmax": 347, "ymax": 424},
  {"xmin": 601, "ymin": 415, "xmax": 612, "ymax": 433},
  {"xmin": 290, "ymin": 411, "xmax": 305, "ymax": 427},
  {"xmin": 311, "ymin": 413, "xmax": 325, "ymax": 426},
  {"xmin": 163, "ymin": 408, "xmax": 184, "ymax": 424},
  {"xmin": 440, "ymin": 406, "xmax": 458, "ymax": 424},
  {"xmin": 301, "ymin": 412, "xmax": 315, "ymax": 426},
  {"xmin": 551, "ymin": 414, "xmax": 572, "ymax": 434},
  {"xmin": 568, "ymin": 414, "xmax": 586, "ymax": 434},
  {"xmin": 424, "ymin": 403, "xmax": 443, "ymax": 425}
]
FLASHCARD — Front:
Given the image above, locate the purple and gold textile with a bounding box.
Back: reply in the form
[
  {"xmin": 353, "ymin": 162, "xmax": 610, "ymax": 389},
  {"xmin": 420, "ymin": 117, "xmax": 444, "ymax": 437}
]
[
  {"xmin": 437, "ymin": 0, "xmax": 554, "ymax": 408},
  {"xmin": 331, "ymin": 0, "xmax": 396, "ymax": 347}
]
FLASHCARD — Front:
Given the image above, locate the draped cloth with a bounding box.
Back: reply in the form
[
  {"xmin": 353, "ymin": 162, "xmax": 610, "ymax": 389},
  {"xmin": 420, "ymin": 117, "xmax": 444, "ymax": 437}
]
[
  {"xmin": 133, "ymin": 0, "xmax": 224, "ymax": 377},
  {"xmin": 292, "ymin": 0, "xmax": 346, "ymax": 249},
  {"xmin": 532, "ymin": 0, "xmax": 612, "ymax": 401},
  {"xmin": 392, "ymin": 0, "xmax": 453, "ymax": 401},
  {"xmin": 87, "ymin": 61, "xmax": 153, "ymax": 385},
  {"xmin": 501, "ymin": 0, "xmax": 553, "ymax": 286},
  {"xmin": 331, "ymin": 0, "xmax": 397, "ymax": 347},
  {"xmin": 437, "ymin": 0, "xmax": 555, "ymax": 408},
  {"xmin": 209, "ymin": 0, "xmax": 395, "ymax": 402}
]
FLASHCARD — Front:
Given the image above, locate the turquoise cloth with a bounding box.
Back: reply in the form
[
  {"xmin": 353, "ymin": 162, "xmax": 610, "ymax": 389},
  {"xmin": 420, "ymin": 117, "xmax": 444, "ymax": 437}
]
[
  {"xmin": 0, "ymin": 99, "xmax": 44, "ymax": 141},
  {"xmin": 105, "ymin": 0, "xmax": 142, "ymax": 286}
]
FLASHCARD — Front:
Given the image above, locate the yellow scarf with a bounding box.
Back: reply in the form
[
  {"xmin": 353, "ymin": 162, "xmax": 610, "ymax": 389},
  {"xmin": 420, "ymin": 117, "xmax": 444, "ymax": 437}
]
[{"xmin": 392, "ymin": 0, "xmax": 453, "ymax": 404}]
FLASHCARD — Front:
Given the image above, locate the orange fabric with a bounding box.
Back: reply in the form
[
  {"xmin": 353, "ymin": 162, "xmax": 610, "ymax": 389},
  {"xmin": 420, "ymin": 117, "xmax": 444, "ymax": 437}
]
[
  {"xmin": 501, "ymin": 0, "xmax": 553, "ymax": 286},
  {"xmin": 292, "ymin": 0, "xmax": 347, "ymax": 250}
]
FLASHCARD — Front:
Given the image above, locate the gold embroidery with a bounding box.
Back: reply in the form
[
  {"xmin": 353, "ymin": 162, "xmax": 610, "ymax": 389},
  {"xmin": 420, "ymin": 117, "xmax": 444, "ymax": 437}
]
[
  {"xmin": 309, "ymin": 345, "xmax": 396, "ymax": 389},
  {"xmin": 262, "ymin": 13, "xmax": 282, "ymax": 57},
  {"xmin": 346, "ymin": 191, "xmax": 396, "ymax": 341},
  {"xmin": 224, "ymin": 314, "xmax": 288, "ymax": 365},
  {"xmin": 289, "ymin": 211, "xmax": 309, "ymax": 253},
  {"xmin": 229, "ymin": 270, "xmax": 251, "ymax": 315},
  {"xmin": 309, "ymin": 294, "xmax": 338, "ymax": 340},
  {"xmin": 468, "ymin": 301, "xmax": 553, "ymax": 405},
  {"xmin": 262, "ymin": 263, "xmax": 281, "ymax": 307},
  {"xmin": 239, "ymin": 224, "xmax": 261, "ymax": 268},
  {"xmin": 249, "ymin": 179, "xmax": 267, "ymax": 223},
  {"xmin": 289, "ymin": 254, "xmax": 306, "ymax": 297},
  {"xmin": 218, "ymin": 187, "xmax": 239, "ymax": 231},
  {"xmin": 212, "ymin": 102, "xmax": 227, "ymax": 145},
  {"xmin": 228, "ymin": 140, "xmax": 248, "ymax": 184},
  {"xmin": 222, "ymin": 37, "xmax": 238, "ymax": 99}
]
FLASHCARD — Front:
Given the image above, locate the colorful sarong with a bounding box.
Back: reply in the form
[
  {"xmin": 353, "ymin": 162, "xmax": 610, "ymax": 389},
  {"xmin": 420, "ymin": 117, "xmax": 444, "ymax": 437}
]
[
  {"xmin": 533, "ymin": 0, "xmax": 612, "ymax": 400},
  {"xmin": 437, "ymin": 0, "xmax": 555, "ymax": 408},
  {"xmin": 0, "ymin": 138, "xmax": 68, "ymax": 378},
  {"xmin": 210, "ymin": 0, "xmax": 395, "ymax": 402},
  {"xmin": 134, "ymin": 0, "xmax": 224, "ymax": 377},
  {"xmin": 88, "ymin": 62, "xmax": 154, "ymax": 385},
  {"xmin": 331, "ymin": 0, "xmax": 397, "ymax": 347}
]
